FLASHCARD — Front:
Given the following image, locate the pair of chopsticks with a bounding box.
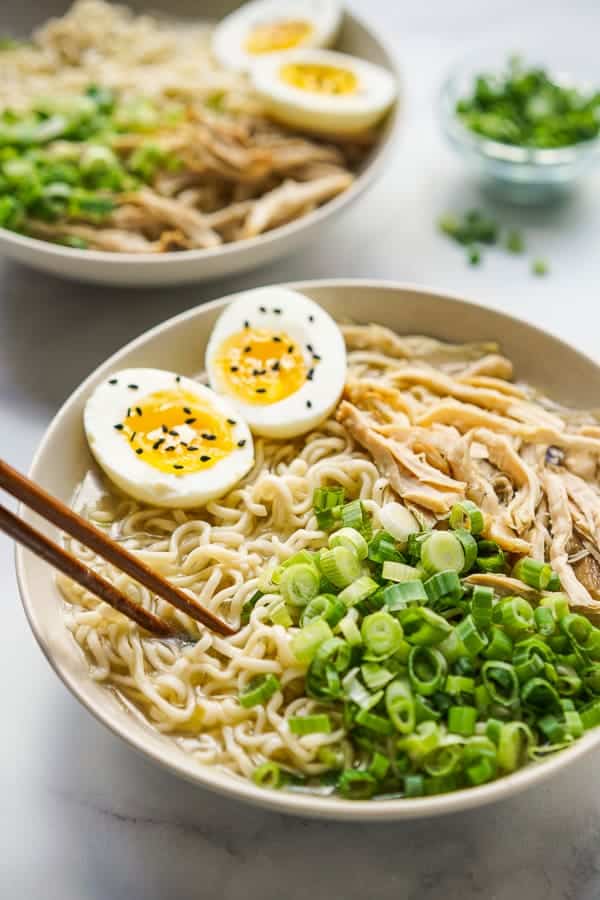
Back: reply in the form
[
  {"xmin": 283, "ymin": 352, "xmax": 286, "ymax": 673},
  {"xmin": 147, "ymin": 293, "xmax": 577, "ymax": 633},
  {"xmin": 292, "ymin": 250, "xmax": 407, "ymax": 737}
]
[{"xmin": 0, "ymin": 458, "xmax": 235, "ymax": 639}]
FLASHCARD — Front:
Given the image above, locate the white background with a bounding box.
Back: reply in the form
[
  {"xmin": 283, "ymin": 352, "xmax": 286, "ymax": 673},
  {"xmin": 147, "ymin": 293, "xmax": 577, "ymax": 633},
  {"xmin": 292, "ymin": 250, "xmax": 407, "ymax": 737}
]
[{"xmin": 2, "ymin": 2, "xmax": 600, "ymax": 897}]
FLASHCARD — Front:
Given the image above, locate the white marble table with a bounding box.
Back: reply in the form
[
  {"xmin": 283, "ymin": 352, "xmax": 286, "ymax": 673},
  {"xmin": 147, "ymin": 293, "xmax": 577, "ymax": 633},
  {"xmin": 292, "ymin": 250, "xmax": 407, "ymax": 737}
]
[{"xmin": 3, "ymin": 2, "xmax": 600, "ymax": 897}]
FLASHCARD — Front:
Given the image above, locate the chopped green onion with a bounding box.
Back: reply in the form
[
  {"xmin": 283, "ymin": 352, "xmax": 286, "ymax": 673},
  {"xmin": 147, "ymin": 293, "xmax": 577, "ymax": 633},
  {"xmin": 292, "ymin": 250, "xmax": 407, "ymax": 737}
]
[
  {"xmin": 240, "ymin": 590, "xmax": 262, "ymax": 625},
  {"xmin": 398, "ymin": 606, "xmax": 452, "ymax": 646},
  {"xmin": 403, "ymin": 774, "xmax": 425, "ymax": 797},
  {"xmin": 534, "ymin": 605, "xmax": 556, "ymax": 636},
  {"xmin": 408, "ymin": 646, "xmax": 448, "ymax": 696},
  {"xmin": 437, "ymin": 629, "xmax": 468, "ymax": 664},
  {"xmin": 329, "ymin": 527, "xmax": 368, "ymax": 561},
  {"xmin": 338, "ymin": 769, "xmax": 377, "ymax": 799},
  {"xmin": 239, "ymin": 674, "xmax": 280, "ymax": 708},
  {"xmin": 423, "ymin": 743, "xmax": 464, "ymax": 777},
  {"xmin": 424, "ymin": 570, "xmax": 463, "ymax": 606},
  {"xmin": 481, "ymin": 661, "xmax": 519, "ymax": 708},
  {"xmin": 546, "ymin": 572, "xmax": 561, "ymax": 592},
  {"xmin": 337, "ymin": 609, "xmax": 362, "ymax": 647},
  {"xmin": 476, "ymin": 540, "xmax": 506, "ymax": 573},
  {"xmin": 368, "ymin": 751, "xmax": 390, "ymax": 781},
  {"xmin": 318, "ymin": 546, "xmax": 361, "ymax": 588},
  {"xmin": 532, "ymin": 259, "xmax": 549, "ymax": 277},
  {"xmin": 301, "ymin": 594, "xmax": 346, "ymax": 628},
  {"xmin": 378, "ymin": 502, "xmax": 419, "ymax": 544},
  {"xmin": 382, "ymin": 561, "xmax": 422, "ymax": 582},
  {"xmin": 383, "ymin": 580, "xmax": 428, "ymax": 611},
  {"xmin": 482, "ymin": 626, "xmax": 513, "ymax": 661},
  {"xmin": 313, "ymin": 486, "xmax": 344, "ymax": 511},
  {"xmin": 449, "ymin": 500, "xmax": 484, "ymax": 535},
  {"xmin": 291, "ymin": 619, "xmax": 333, "ymax": 664},
  {"xmin": 580, "ymin": 699, "xmax": 600, "ymax": 730},
  {"xmin": 338, "ymin": 575, "xmax": 379, "ymax": 607},
  {"xmin": 362, "ymin": 611, "xmax": 404, "ymax": 660},
  {"xmin": 471, "ymin": 585, "xmax": 494, "ymax": 630},
  {"xmin": 267, "ymin": 598, "xmax": 293, "ymax": 627},
  {"xmin": 540, "ymin": 593, "xmax": 570, "ymax": 621},
  {"xmin": 498, "ymin": 596, "xmax": 534, "ymax": 637},
  {"xmin": 421, "ymin": 531, "xmax": 465, "ymax": 575},
  {"xmin": 368, "ymin": 530, "xmax": 405, "ymax": 564},
  {"xmin": 385, "ymin": 679, "xmax": 416, "ymax": 734},
  {"xmin": 521, "ymin": 677, "xmax": 561, "ymax": 714},
  {"xmin": 512, "ymin": 557, "xmax": 553, "ymax": 590},
  {"xmin": 341, "ymin": 499, "xmax": 371, "ymax": 537},
  {"xmin": 289, "ymin": 714, "xmax": 332, "ymax": 735},
  {"xmin": 453, "ymin": 529, "xmax": 478, "ymax": 572},
  {"xmin": 399, "ymin": 721, "xmax": 441, "ymax": 761},
  {"xmin": 497, "ymin": 722, "xmax": 535, "ymax": 773},
  {"xmin": 252, "ymin": 762, "xmax": 283, "ymax": 789},
  {"xmin": 559, "ymin": 613, "xmax": 593, "ymax": 651},
  {"xmin": 446, "ymin": 674, "xmax": 475, "ymax": 696},
  {"xmin": 455, "ymin": 614, "xmax": 488, "ymax": 655},
  {"xmin": 355, "ymin": 708, "xmax": 394, "ymax": 735},
  {"xmin": 448, "ymin": 705, "xmax": 477, "ymax": 736}
]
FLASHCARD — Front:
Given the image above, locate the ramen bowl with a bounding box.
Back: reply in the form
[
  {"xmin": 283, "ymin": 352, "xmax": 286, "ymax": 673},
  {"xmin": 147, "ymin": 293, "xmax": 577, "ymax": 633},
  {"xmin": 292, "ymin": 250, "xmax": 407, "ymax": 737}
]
[
  {"xmin": 0, "ymin": 1, "xmax": 399, "ymax": 287},
  {"xmin": 15, "ymin": 280, "xmax": 600, "ymax": 821}
]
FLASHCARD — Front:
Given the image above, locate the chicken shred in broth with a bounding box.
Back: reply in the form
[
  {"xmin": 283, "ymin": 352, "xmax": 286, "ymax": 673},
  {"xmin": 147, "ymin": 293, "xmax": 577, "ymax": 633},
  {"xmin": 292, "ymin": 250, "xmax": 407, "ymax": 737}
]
[{"xmin": 58, "ymin": 324, "xmax": 600, "ymax": 784}]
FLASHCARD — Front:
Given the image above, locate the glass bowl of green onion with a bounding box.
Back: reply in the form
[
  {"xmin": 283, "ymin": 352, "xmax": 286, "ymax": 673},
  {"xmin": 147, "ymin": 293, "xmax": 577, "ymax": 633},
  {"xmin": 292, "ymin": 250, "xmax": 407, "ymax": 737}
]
[{"xmin": 439, "ymin": 50, "xmax": 600, "ymax": 204}]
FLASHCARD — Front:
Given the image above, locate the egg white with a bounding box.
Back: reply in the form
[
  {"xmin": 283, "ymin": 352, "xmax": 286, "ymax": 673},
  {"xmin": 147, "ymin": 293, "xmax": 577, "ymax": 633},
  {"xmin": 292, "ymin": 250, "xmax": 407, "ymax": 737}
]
[
  {"xmin": 205, "ymin": 287, "xmax": 347, "ymax": 439},
  {"xmin": 212, "ymin": 0, "xmax": 342, "ymax": 73},
  {"xmin": 251, "ymin": 48, "xmax": 397, "ymax": 136},
  {"xmin": 84, "ymin": 368, "xmax": 254, "ymax": 508}
]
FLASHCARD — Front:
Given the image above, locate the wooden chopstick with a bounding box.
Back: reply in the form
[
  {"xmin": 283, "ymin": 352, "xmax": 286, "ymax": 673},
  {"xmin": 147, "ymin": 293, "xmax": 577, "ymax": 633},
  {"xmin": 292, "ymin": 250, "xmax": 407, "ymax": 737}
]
[
  {"xmin": 0, "ymin": 458, "xmax": 235, "ymax": 637},
  {"xmin": 1, "ymin": 502, "xmax": 178, "ymax": 638}
]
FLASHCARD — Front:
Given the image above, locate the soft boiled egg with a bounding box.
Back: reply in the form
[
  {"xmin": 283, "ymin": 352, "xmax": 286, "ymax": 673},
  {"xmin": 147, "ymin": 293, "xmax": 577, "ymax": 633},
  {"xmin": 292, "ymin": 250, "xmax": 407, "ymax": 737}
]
[
  {"xmin": 251, "ymin": 48, "xmax": 397, "ymax": 137},
  {"xmin": 205, "ymin": 287, "xmax": 346, "ymax": 439},
  {"xmin": 84, "ymin": 368, "xmax": 254, "ymax": 508},
  {"xmin": 212, "ymin": 0, "xmax": 342, "ymax": 73}
]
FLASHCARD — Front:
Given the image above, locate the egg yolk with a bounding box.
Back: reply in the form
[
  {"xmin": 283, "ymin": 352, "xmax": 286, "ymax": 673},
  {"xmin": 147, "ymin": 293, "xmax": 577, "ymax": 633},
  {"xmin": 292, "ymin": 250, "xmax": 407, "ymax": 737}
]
[
  {"xmin": 245, "ymin": 19, "xmax": 313, "ymax": 54},
  {"xmin": 214, "ymin": 327, "xmax": 307, "ymax": 405},
  {"xmin": 117, "ymin": 389, "xmax": 236, "ymax": 475},
  {"xmin": 280, "ymin": 62, "xmax": 358, "ymax": 95}
]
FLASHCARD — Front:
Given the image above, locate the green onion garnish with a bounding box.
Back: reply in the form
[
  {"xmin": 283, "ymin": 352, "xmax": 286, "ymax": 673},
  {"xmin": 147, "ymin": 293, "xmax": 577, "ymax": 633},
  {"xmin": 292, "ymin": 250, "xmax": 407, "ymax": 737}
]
[{"xmin": 239, "ymin": 674, "xmax": 280, "ymax": 708}]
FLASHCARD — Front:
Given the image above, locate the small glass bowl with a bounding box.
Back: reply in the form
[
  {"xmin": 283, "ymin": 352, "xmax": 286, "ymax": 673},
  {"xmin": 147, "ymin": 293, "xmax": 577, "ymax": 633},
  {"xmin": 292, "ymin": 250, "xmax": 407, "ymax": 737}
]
[{"xmin": 439, "ymin": 50, "xmax": 600, "ymax": 205}]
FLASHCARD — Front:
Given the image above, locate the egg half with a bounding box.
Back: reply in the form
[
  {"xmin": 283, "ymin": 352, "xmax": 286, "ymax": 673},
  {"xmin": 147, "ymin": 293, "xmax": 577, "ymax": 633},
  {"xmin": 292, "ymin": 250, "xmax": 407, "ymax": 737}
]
[
  {"xmin": 205, "ymin": 288, "xmax": 347, "ymax": 439},
  {"xmin": 84, "ymin": 368, "xmax": 254, "ymax": 508},
  {"xmin": 251, "ymin": 48, "xmax": 397, "ymax": 136},
  {"xmin": 212, "ymin": 0, "xmax": 342, "ymax": 73}
]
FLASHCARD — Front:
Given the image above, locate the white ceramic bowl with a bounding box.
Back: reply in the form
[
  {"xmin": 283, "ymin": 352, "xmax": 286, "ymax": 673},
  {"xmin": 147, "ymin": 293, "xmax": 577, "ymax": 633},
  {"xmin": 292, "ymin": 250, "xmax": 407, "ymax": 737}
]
[
  {"xmin": 0, "ymin": 2, "xmax": 399, "ymax": 286},
  {"xmin": 16, "ymin": 280, "xmax": 600, "ymax": 821}
]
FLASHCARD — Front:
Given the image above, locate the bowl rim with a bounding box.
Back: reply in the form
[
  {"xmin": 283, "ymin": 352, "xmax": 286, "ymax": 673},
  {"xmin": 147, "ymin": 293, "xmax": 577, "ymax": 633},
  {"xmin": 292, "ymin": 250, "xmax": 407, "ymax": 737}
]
[
  {"xmin": 0, "ymin": 7, "xmax": 401, "ymax": 269},
  {"xmin": 15, "ymin": 277, "xmax": 600, "ymax": 821},
  {"xmin": 438, "ymin": 55, "xmax": 600, "ymax": 168}
]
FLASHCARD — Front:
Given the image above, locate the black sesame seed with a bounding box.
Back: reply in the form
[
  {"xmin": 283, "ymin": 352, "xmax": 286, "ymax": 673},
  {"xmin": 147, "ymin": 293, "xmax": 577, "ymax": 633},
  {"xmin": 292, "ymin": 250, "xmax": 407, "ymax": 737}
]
[
  {"xmin": 273, "ymin": 308, "xmax": 282, "ymax": 314},
  {"xmin": 256, "ymin": 387, "xmax": 267, "ymax": 394},
  {"xmin": 202, "ymin": 433, "xmax": 217, "ymax": 441},
  {"xmin": 244, "ymin": 320, "xmax": 250, "ymax": 328},
  {"xmin": 136, "ymin": 448, "xmax": 144, "ymax": 455},
  {"xmin": 237, "ymin": 439, "xmax": 246, "ymax": 447},
  {"xmin": 188, "ymin": 446, "xmax": 199, "ymax": 452},
  {"xmin": 227, "ymin": 418, "xmax": 237, "ymax": 425},
  {"xmin": 108, "ymin": 378, "xmax": 118, "ymax": 385},
  {"xmin": 288, "ymin": 345, "xmax": 294, "ymax": 353},
  {"xmin": 185, "ymin": 417, "xmax": 197, "ymax": 425},
  {"xmin": 230, "ymin": 366, "xmax": 239, "ymax": 373},
  {"xmin": 307, "ymin": 368, "xmax": 314, "ymax": 381},
  {"xmin": 180, "ymin": 441, "xmax": 188, "ymax": 448},
  {"xmin": 273, "ymin": 336, "xmax": 282, "ymax": 343},
  {"xmin": 129, "ymin": 432, "xmax": 136, "ymax": 443},
  {"xmin": 136, "ymin": 406, "xmax": 142, "ymax": 416},
  {"xmin": 165, "ymin": 446, "xmax": 175, "ymax": 452},
  {"xmin": 126, "ymin": 407, "xmax": 131, "ymax": 418},
  {"xmin": 306, "ymin": 343, "xmax": 313, "ymax": 352},
  {"xmin": 153, "ymin": 438, "xmax": 165, "ymax": 450},
  {"xmin": 272, "ymin": 361, "xmax": 280, "ymax": 372},
  {"xmin": 308, "ymin": 315, "xmax": 314, "ymax": 322},
  {"xmin": 161, "ymin": 424, "xmax": 168, "ymax": 433},
  {"xmin": 173, "ymin": 464, "xmax": 184, "ymax": 470},
  {"xmin": 306, "ymin": 401, "xmax": 312, "ymax": 408},
  {"xmin": 175, "ymin": 375, "xmax": 181, "ymax": 383},
  {"xmin": 128, "ymin": 384, "xmax": 139, "ymax": 390},
  {"xmin": 183, "ymin": 407, "xmax": 191, "ymax": 414},
  {"xmin": 169, "ymin": 430, "xmax": 179, "ymax": 437},
  {"xmin": 200, "ymin": 455, "xmax": 211, "ymax": 462},
  {"xmin": 313, "ymin": 353, "xmax": 321, "ymax": 361},
  {"xmin": 259, "ymin": 305, "xmax": 266, "ymax": 313},
  {"xmin": 244, "ymin": 346, "xmax": 252, "ymax": 353},
  {"xmin": 252, "ymin": 369, "xmax": 259, "ymax": 376},
  {"xmin": 114, "ymin": 423, "xmax": 124, "ymax": 431}
]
